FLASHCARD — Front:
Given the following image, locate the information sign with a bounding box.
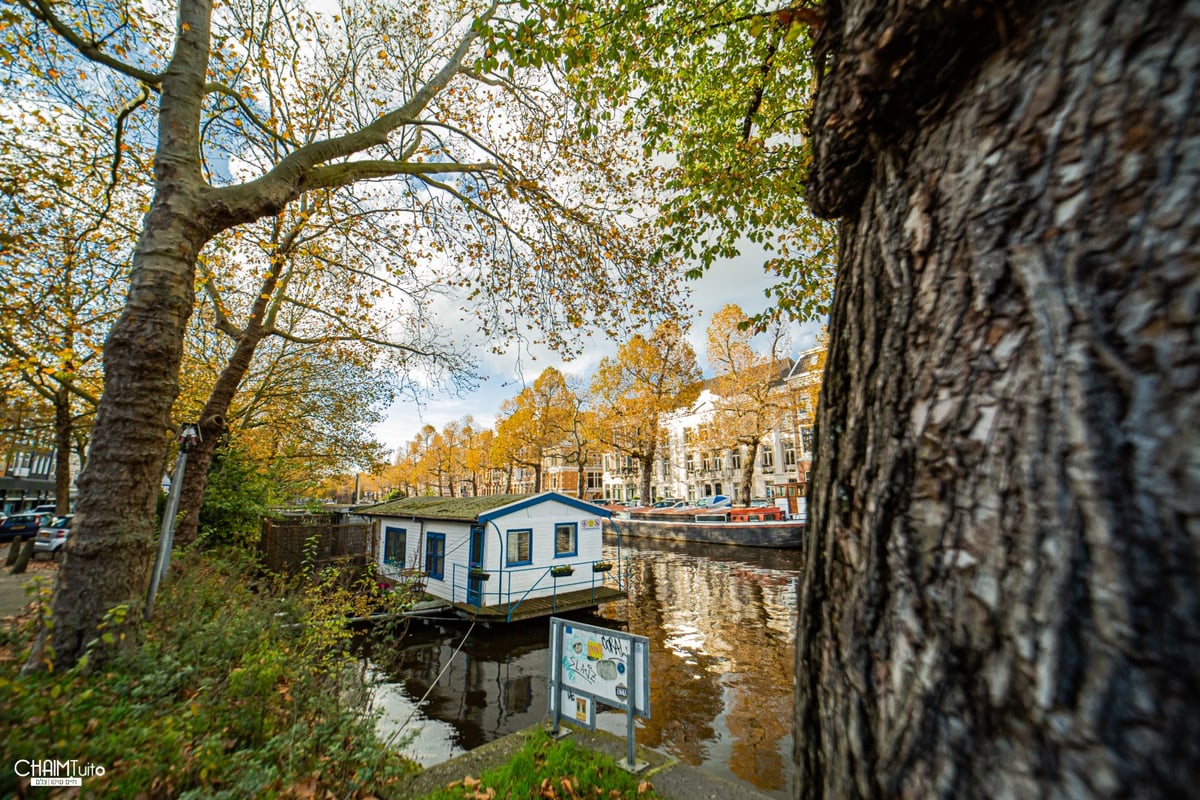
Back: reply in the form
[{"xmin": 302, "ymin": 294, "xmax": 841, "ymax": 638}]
[{"xmin": 547, "ymin": 617, "xmax": 650, "ymax": 772}]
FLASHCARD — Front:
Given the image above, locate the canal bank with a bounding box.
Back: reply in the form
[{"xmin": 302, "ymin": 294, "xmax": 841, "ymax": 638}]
[
  {"xmin": 397, "ymin": 723, "xmax": 773, "ymax": 800},
  {"xmin": 372, "ymin": 535, "xmax": 802, "ymax": 797}
]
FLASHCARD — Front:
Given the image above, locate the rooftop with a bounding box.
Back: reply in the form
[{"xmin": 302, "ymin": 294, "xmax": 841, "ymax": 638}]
[{"xmin": 355, "ymin": 494, "xmax": 532, "ymax": 521}]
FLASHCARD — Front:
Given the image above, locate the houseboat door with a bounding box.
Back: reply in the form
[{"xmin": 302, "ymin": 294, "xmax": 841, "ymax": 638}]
[{"xmin": 467, "ymin": 525, "xmax": 484, "ymax": 606}]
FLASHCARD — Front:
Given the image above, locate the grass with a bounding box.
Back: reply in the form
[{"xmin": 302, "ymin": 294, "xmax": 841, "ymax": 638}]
[{"xmin": 418, "ymin": 728, "xmax": 666, "ymax": 800}]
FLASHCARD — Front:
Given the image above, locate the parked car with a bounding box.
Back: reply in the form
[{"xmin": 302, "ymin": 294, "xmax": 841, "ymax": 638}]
[
  {"xmin": 0, "ymin": 512, "xmax": 52, "ymax": 542},
  {"xmin": 33, "ymin": 515, "xmax": 74, "ymax": 559},
  {"xmin": 33, "ymin": 504, "xmax": 58, "ymax": 513},
  {"xmin": 650, "ymin": 499, "xmax": 685, "ymax": 509},
  {"xmin": 694, "ymin": 494, "xmax": 732, "ymax": 509}
]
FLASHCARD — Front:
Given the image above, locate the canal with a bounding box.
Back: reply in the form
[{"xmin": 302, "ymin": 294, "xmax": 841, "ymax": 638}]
[{"xmin": 367, "ymin": 535, "xmax": 802, "ymax": 798}]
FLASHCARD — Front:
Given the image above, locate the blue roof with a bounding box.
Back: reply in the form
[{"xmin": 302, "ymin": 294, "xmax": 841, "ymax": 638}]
[{"xmin": 478, "ymin": 492, "xmax": 613, "ymax": 523}]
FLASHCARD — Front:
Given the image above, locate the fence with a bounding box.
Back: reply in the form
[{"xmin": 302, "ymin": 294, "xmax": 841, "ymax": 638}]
[{"xmin": 257, "ymin": 518, "xmax": 372, "ymax": 576}]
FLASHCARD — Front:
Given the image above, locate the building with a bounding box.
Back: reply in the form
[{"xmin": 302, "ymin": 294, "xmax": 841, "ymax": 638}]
[
  {"xmin": 597, "ymin": 345, "xmax": 825, "ymax": 505},
  {"xmin": 0, "ymin": 447, "xmax": 79, "ymax": 514}
]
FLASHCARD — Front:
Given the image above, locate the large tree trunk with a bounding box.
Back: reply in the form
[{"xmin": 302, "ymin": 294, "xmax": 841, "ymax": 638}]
[
  {"xmin": 796, "ymin": 1, "xmax": 1199, "ymax": 797},
  {"xmin": 739, "ymin": 439, "xmax": 759, "ymax": 505},
  {"xmin": 36, "ymin": 1, "xmax": 217, "ymax": 668},
  {"xmin": 45, "ymin": 213, "xmax": 205, "ymax": 665}
]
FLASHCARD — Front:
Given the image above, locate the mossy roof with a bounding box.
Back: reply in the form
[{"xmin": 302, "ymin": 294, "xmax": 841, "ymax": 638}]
[
  {"xmin": 355, "ymin": 492, "xmax": 613, "ymax": 522},
  {"xmin": 355, "ymin": 494, "xmax": 534, "ymax": 521}
]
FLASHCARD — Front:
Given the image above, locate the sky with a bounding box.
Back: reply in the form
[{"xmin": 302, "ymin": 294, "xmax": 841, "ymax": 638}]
[{"xmin": 373, "ymin": 247, "xmax": 826, "ymax": 456}]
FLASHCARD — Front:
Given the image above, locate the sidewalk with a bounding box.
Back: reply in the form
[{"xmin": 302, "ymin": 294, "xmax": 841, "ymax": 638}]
[
  {"xmin": 0, "ymin": 558, "xmax": 56, "ymax": 619},
  {"xmin": 397, "ymin": 724, "xmax": 772, "ymax": 800}
]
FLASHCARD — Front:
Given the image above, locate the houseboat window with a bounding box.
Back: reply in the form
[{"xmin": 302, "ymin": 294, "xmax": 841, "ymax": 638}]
[
  {"xmin": 425, "ymin": 532, "xmax": 445, "ymax": 579},
  {"xmin": 506, "ymin": 529, "xmax": 532, "ymax": 566},
  {"xmin": 554, "ymin": 522, "xmax": 577, "ymax": 557},
  {"xmin": 384, "ymin": 526, "xmax": 406, "ymax": 566}
]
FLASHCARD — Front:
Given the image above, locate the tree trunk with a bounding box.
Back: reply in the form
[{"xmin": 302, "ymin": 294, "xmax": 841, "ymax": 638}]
[
  {"xmin": 52, "ymin": 389, "xmax": 72, "ymax": 514},
  {"xmin": 35, "ymin": 0, "xmax": 218, "ymax": 667},
  {"xmin": 637, "ymin": 444, "xmax": 655, "ymax": 504},
  {"xmin": 172, "ymin": 325, "xmax": 266, "ymax": 546},
  {"xmin": 796, "ymin": 1, "xmax": 1199, "ymax": 797},
  {"xmin": 44, "ymin": 212, "xmax": 205, "ymax": 665},
  {"xmin": 739, "ymin": 439, "xmax": 759, "ymax": 505}
]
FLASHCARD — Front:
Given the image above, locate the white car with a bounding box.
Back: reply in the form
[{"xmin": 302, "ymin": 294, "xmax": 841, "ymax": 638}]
[{"xmin": 33, "ymin": 515, "xmax": 74, "ymax": 559}]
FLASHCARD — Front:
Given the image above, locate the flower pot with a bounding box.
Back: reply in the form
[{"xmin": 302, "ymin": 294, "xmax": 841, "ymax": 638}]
[
  {"xmin": 550, "ymin": 567, "xmax": 575, "ymax": 578},
  {"xmin": 592, "ymin": 563, "xmax": 613, "ymax": 573}
]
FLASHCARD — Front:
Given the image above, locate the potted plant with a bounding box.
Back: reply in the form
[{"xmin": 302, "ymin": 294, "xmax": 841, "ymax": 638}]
[
  {"xmin": 469, "ymin": 567, "xmax": 491, "ymax": 581},
  {"xmin": 592, "ymin": 561, "xmax": 613, "ymax": 573},
  {"xmin": 550, "ymin": 565, "xmax": 575, "ymax": 578}
]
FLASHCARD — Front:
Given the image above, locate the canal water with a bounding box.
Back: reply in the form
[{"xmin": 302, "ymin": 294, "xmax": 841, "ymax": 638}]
[{"xmin": 367, "ymin": 535, "xmax": 802, "ymax": 798}]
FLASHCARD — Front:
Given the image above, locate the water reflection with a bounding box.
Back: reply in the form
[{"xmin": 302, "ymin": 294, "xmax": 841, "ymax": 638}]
[{"xmin": 368, "ymin": 535, "xmax": 800, "ymax": 798}]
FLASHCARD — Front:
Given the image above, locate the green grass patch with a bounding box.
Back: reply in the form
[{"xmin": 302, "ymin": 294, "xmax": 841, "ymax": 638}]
[
  {"xmin": 0, "ymin": 550, "xmax": 418, "ymax": 798},
  {"xmin": 419, "ymin": 728, "xmax": 665, "ymax": 800}
]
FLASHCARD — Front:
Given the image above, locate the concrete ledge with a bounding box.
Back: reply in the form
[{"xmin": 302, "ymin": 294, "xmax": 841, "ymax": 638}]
[{"xmin": 394, "ymin": 722, "xmax": 771, "ymax": 800}]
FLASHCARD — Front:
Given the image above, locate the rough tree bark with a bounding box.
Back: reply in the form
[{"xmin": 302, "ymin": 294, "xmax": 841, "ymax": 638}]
[{"xmin": 796, "ymin": 1, "xmax": 1199, "ymax": 797}]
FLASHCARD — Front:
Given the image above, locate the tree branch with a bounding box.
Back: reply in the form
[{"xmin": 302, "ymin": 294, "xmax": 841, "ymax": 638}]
[
  {"xmin": 15, "ymin": 0, "xmax": 164, "ymax": 86},
  {"xmin": 305, "ymin": 159, "xmax": 497, "ymax": 190}
]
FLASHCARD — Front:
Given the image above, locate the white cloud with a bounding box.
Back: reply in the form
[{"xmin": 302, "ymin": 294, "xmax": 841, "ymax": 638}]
[{"xmin": 374, "ymin": 241, "xmax": 827, "ymax": 453}]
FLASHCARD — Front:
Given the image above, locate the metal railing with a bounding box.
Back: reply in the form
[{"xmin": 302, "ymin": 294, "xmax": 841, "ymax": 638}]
[{"xmin": 448, "ymin": 559, "xmax": 620, "ymax": 622}]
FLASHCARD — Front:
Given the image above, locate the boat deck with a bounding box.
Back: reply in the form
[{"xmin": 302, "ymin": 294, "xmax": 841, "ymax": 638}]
[{"xmin": 452, "ymin": 586, "xmax": 627, "ymax": 623}]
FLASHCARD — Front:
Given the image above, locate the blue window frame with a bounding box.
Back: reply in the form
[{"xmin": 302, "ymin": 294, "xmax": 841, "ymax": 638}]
[
  {"xmin": 425, "ymin": 532, "xmax": 446, "ymax": 580},
  {"xmin": 384, "ymin": 526, "xmax": 406, "ymax": 566},
  {"xmin": 554, "ymin": 522, "xmax": 577, "ymax": 557},
  {"xmin": 506, "ymin": 529, "xmax": 532, "ymax": 566}
]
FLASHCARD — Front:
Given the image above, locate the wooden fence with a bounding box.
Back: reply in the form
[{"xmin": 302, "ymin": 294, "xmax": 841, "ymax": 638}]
[{"xmin": 257, "ymin": 518, "xmax": 373, "ymax": 576}]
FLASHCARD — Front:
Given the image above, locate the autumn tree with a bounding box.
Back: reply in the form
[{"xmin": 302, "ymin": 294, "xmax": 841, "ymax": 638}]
[
  {"xmin": 493, "ymin": 367, "xmax": 576, "ymax": 493},
  {"xmin": 0, "ymin": 110, "xmax": 136, "ymax": 512},
  {"xmin": 703, "ymin": 304, "xmax": 792, "ymax": 504},
  {"xmin": 168, "ymin": 192, "xmax": 471, "ymax": 545},
  {"xmin": 8, "ymin": 0, "xmax": 682, "ymax": 665},
  {"xmin": 591, "ymin": 321, "xmax": 702, "ymax": 502}
]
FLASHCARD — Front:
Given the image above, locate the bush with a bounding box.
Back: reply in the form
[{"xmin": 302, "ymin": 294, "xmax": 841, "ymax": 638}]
[
  {"xmin": 198, "ymin": 448, "xmax": 279, "ymax": 548},
  {"xmin": 0, "ymin": 550, "xmax": 417, "ymax": 798}
]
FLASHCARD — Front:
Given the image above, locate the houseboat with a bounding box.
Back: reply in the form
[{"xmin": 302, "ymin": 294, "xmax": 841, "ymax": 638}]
[{"xmin": 357, "ymin": 492, "xmax": 625, "ymax": 623}]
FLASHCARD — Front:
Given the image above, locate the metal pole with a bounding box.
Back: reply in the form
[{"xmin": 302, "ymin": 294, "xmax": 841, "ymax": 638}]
[
  {"xmin": 145, "ymin": 448, "xmax": 187, "ymax": 620},
  {"xmin": 145, "ymin": 423, "xmax": 200, "ymax": 620},
  {"xmin": 626, "ymin": 639, "xmax": 637, "ymax": 769}
]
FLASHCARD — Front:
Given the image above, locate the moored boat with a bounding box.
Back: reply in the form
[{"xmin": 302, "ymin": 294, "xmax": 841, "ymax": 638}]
[{"xmin": 605, "ymin": 505, "xmax": 805, "ymax": 549}]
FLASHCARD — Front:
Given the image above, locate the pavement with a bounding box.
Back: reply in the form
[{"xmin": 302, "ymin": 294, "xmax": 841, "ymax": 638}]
[
  {"xmin": 397, "ymin": 723, "xmax": 772, "ymax": 800},
  {"xmin": 0, "ymin": 552, "xmax": 56, "ymax": 620}
]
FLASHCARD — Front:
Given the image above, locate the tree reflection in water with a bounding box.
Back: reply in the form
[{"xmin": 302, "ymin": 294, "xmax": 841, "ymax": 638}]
[{"xmin": 367, "ymin": 535, "xmax": 800, "ymax": 799}]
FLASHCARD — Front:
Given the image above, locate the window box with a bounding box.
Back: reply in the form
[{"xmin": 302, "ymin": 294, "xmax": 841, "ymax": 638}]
[
  {"xmin": 592, "ymin": 562, "xmax": 613, "ymax": 573},
  {"xmin": 469, "ymin": 568, "xmax": 491, "ymax": 581},
  {"xmin": 550, "ymin": 565, "xmax": 575, "ymax": 578}
]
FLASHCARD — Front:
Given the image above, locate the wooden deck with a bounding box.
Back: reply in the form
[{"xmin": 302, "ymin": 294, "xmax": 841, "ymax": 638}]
[{"xmin": 452, "ymin": 586, "xmax": 627, "ymax": 623}]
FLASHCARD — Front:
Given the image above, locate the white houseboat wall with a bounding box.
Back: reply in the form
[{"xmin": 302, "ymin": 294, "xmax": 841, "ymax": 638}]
[{"xmin": 358, "ymin": 492, "xmax": 616, "ymax": 615}]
